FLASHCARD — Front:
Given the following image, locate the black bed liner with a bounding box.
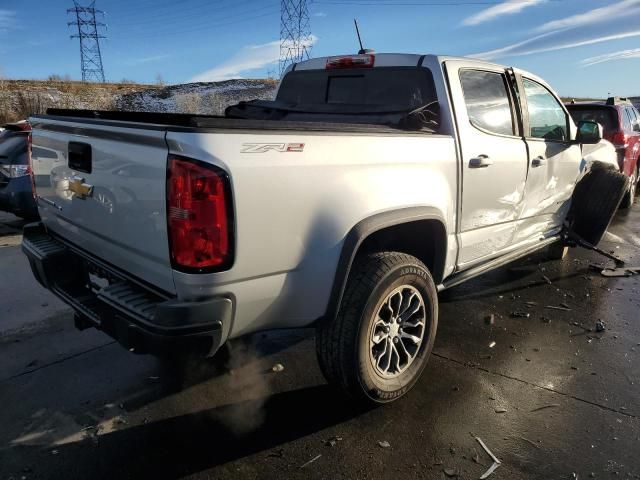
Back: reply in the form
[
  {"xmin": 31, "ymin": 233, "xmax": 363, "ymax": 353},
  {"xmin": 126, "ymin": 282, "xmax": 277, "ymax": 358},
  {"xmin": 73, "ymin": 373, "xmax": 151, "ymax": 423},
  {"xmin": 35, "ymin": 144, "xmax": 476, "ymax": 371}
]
[{"xmin": 36, "ymin": 109, "xmax": 436, "ymax": 135}]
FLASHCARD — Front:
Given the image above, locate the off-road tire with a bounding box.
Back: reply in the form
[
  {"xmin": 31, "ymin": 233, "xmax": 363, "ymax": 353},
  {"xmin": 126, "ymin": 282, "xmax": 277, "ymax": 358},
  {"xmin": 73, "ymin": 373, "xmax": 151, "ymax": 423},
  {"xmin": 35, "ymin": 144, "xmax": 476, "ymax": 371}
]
[
  {"xmin": 570, "ymin": 168, "xmax": 629, "ymax": 245},
  {"xmin": 316, "ymin": 252, "xmax": 438, "ymax": 406},
  {"xmin": 619, "ymin": 165, "xmax": 638, "ymax": 209}
]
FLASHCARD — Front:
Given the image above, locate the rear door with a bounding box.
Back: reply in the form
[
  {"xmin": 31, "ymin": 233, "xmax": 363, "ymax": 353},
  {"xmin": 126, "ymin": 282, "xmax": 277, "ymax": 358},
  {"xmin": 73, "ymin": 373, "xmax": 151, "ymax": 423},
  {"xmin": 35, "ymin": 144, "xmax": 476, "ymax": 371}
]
[
  {"xmin": 32, "ymin": 118, "xmax": 175, "ymax": 294},
  {"xmin": 623, "ymin": 107, "xmax": 640, "ymax": 177},
  {"xmin": 446, "ymin": 61, "xmax": 528, "ymax": 267},
  {"xmin": 515, "ymin": 74, "xmax": 581, "ymax": 244}
]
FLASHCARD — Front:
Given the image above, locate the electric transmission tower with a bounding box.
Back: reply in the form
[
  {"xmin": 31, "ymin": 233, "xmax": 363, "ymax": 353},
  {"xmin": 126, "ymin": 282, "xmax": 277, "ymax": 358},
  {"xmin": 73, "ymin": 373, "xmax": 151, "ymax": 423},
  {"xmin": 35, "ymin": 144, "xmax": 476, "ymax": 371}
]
[
  {"xmin": 279, "ymin": 0, "xmax": 312, "ymax": 76},
  {"xmin": 67, "ymin": 1, "xmax": 107, "ymax": 82}
]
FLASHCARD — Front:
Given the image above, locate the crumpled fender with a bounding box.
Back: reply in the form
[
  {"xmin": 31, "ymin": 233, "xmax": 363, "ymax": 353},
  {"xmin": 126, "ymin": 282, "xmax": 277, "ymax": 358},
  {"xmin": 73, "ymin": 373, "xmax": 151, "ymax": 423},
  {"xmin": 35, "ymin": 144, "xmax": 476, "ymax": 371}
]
[{"xmin": 579, "ymin": 139, "xmax": 619, "ymax": 175}]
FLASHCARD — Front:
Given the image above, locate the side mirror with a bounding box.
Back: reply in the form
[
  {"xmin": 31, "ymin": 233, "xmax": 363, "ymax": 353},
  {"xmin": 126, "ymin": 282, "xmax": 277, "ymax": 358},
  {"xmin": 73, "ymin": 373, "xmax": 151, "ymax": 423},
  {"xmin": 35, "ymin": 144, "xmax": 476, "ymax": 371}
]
[{"xmin": 576, "ymin": 120, "xmax": 603, "ymax": 144}]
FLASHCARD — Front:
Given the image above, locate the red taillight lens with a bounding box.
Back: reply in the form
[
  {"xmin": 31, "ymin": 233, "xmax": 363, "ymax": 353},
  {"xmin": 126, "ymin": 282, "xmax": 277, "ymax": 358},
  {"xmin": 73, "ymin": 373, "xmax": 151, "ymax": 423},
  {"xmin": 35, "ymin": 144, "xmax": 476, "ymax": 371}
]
[
  {"xmin": 167, "ymin": 156, "xmax": 232, "ymax": 271},
  {"xmin": 611, "ymin": 131, "xmax": 628, "ymax": 149},
  {"xmin": 326, "ymin": 54, "xmax": 375, "ymax": 69}
]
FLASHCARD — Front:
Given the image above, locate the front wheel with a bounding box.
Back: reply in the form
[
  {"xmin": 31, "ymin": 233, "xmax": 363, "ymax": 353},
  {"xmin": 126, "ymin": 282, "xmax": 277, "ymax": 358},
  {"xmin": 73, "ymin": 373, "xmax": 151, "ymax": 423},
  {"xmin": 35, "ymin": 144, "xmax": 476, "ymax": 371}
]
[{"xmin": 316, "ymin": 252, "xmax": 438, "ymax": 406}]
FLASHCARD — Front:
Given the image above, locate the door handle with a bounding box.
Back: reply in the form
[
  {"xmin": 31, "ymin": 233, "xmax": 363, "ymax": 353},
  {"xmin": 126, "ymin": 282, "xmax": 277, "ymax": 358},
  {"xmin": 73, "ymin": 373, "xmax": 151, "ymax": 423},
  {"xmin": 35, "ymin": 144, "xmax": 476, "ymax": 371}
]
[
  {"xmin": 531, "ymin": 156, "xmax": 546, "ymax": 167},
  {"xmin": 469, "ymin": 154, "xmax": 492, "ymax": 168}
]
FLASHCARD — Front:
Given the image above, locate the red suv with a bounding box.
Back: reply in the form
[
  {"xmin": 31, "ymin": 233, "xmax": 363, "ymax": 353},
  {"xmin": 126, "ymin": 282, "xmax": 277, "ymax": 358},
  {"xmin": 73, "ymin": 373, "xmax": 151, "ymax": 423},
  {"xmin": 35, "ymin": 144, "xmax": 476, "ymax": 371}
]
[{"xmin": 567, "ymin": 97, "xmax": 640, "ymax": 208}]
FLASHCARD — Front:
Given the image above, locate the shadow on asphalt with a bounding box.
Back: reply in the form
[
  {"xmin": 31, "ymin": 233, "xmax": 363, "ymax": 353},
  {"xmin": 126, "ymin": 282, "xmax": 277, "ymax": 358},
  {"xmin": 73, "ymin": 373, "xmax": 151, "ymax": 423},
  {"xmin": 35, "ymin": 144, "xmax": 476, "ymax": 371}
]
[{"xmin": 8, "ymin": 385, "xmax": 361, "ymax": 479}]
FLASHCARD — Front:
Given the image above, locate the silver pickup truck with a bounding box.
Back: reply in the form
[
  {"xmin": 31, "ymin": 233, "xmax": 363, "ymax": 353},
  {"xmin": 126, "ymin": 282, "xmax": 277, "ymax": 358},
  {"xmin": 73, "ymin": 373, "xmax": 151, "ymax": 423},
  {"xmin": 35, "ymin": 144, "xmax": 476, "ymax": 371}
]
[{"xmin": 23, "ymin": 53, "xmax": 625, "ymax": 405}]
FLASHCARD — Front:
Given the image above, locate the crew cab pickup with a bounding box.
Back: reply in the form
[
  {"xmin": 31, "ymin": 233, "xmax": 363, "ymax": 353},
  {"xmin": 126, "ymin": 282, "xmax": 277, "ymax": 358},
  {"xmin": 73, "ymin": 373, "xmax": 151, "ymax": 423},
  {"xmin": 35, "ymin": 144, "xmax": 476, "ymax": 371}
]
[{"xmin": 23, "ymin": 53, "xmax": 625, "ymax": 405}]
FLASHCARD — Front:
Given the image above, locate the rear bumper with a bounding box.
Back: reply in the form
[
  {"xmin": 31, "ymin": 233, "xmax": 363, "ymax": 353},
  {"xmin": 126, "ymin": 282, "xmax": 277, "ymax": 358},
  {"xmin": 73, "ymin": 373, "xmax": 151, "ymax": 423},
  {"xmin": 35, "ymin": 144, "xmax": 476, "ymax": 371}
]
[
  {"xmin": 0, "ymin": 176, "xmax": 38, "ymax": 218},
  {"xmin": 21, "ymin": 223, "xmax": 229, "ymax": 356}
]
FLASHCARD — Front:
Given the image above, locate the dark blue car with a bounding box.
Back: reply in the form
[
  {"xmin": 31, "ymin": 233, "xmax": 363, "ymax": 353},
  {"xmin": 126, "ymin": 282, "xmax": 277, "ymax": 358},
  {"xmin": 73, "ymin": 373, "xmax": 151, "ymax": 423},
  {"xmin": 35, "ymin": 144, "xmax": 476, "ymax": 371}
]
[{"xmin": 0, "ymin": 122, "xmax": 38, "ymax": 220}]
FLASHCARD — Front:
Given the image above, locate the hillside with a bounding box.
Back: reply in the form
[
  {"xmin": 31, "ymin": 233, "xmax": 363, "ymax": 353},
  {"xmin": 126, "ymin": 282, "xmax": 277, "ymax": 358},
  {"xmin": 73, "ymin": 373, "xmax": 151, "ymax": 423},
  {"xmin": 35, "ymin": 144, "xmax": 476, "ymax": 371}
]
[{"xmin": 0, "ymin": 78, "xmax": 278, "ymax": 124}]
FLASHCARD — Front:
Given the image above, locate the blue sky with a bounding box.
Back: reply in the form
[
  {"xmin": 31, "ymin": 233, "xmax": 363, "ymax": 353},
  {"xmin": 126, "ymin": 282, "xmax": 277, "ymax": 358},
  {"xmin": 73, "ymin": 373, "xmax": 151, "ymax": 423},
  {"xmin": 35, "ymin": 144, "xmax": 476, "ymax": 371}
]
[{"xmin": 1, "ymin": 0, "xmax": 639, "ymax": 97}]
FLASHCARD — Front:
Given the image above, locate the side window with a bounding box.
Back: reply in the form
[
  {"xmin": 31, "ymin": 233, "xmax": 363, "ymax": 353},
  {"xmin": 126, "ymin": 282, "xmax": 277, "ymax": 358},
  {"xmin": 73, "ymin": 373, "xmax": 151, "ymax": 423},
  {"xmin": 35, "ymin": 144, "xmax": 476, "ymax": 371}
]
[
  {"xmin": 632, "ymin": 108, "xmax": 640, "ymax": 132},
  {"xmin": 459, "ymin": 70, "xmax": 515, "ymax": 136},
  {"xmin": 623, "ymin": 108, "xmax": 635, "ymax": 132},
  {"xmin": 523, "ymin": 78, "xmax": 568, "ymax": 141}
]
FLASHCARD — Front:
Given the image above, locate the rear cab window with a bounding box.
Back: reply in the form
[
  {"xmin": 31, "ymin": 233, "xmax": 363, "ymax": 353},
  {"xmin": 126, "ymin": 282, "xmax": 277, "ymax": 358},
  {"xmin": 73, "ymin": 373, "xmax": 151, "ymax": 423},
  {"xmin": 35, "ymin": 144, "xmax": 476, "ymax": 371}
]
[
  {"xmin": 277, "ymin": 67, "xmax": 437, "ymax": 112},
  {"xmin": 566, "ymin": 105, "xmax": 617, "ymax": 136}
]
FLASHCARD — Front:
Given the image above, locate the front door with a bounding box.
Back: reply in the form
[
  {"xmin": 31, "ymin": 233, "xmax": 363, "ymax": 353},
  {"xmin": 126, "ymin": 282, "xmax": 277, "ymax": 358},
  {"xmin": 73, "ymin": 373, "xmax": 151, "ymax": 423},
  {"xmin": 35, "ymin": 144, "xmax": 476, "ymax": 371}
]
[
  {"xmin": 516, "ymin": 75, "xmax": 582, "ymax": 245},
  {"xmin": 446, "ymin": 62, "xmax": 529, "ymax": 268}
]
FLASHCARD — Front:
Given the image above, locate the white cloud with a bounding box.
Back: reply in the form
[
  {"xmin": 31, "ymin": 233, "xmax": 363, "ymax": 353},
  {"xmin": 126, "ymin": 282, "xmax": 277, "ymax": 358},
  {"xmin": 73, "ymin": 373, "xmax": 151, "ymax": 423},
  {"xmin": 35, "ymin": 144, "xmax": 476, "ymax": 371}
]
[
  {"xmin": 535, "ymin": 0, "xmax": 640, "ymax": 33},
  {"xmin": 190, "ymin": 36, "xmax": 317, "ymax": 82},
  {"xmin": 462, "ymin": 0, "xmax": 545, "ymax": 26},
  {"xmin": 0, "ymin": 9, "xmax": 16, "ymax": 33},
  {"xmin": 472, "ymin": 30, "xmax": 640, "ymax": 60},
  {"xmin": 313, "ymin": 12, "xmax": 327, "ymax": 17},
  {"xmin": 126, "ymin": 54, "xmax": 172, "ymax": 65},
  {"xmin": 580, "ymin": 48, "xmax": 640, "ymax": 67}
]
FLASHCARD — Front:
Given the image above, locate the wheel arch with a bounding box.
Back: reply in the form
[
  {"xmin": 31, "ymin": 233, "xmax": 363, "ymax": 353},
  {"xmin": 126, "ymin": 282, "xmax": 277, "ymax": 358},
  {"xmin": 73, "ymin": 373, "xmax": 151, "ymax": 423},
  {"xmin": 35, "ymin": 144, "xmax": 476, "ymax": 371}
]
[{"xmin": 323, "ymin": 207, "xmax": 447, "ymax": 324}]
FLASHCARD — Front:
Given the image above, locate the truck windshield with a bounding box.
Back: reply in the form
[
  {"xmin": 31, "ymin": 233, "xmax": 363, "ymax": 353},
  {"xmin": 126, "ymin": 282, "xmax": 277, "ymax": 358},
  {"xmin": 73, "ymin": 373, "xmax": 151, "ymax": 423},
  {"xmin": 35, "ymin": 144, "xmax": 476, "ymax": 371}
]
[{"xmin": 276, "ymin": 67, "xmax": 437, "ymax": 112}]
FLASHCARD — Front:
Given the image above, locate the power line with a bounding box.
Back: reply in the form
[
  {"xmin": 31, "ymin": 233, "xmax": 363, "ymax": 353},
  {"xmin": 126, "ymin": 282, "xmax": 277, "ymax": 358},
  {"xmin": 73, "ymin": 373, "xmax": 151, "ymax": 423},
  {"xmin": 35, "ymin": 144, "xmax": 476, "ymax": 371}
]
[
  {"xmin": 68, "ymin": 0, "xmax": 107, "ymax": 82},
  {"xmin": 115, "ymin": 8, "xmax": 281, "ymax": 39},
  {"xmin": 280, "ymin": 0, "xmax": 312, "ymax": 76}
]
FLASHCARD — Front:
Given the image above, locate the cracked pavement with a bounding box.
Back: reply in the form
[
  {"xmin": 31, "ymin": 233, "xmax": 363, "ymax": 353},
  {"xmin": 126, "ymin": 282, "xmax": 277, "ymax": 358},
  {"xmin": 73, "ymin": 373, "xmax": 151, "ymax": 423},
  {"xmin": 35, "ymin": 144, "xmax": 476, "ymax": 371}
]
[{"xmin": 0, "ymin": 207, "xmax": 639, "ymax": 479}]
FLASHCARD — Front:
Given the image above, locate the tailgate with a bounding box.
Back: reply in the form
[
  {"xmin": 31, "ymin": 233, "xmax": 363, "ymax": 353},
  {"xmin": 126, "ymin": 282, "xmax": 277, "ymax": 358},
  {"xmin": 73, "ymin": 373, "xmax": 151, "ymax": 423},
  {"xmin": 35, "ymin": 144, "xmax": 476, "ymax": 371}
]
[{"xmin": 31, "ymin": 117, "xmax": 175, "ymax": 294}]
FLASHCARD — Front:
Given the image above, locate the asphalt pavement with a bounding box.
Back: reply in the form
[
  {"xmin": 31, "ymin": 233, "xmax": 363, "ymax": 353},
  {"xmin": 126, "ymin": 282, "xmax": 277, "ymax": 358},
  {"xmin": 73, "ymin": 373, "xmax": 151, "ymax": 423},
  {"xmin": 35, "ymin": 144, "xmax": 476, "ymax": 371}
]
[{"xmin": 0, "ymin": 208, "xmax": 639, "ymax": 480}]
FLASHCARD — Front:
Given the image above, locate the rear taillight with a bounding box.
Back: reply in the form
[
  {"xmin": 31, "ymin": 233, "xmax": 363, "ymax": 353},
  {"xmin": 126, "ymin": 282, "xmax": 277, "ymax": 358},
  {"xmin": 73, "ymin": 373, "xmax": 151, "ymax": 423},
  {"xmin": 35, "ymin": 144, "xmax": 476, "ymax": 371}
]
[
  {"xmin": 326, "ymin": 54, "xmax": 375, "ymax": 69},
  {"xmin": 167, "ymin": 156, "xmax": 233, "ymax": 271},
  {"xmin": 0, "ymin": 165, "xmax": 31, "ymax": 178},
  {"xmin": 611, "ymin": 131, "xmax": 628, "ymax": 149}
]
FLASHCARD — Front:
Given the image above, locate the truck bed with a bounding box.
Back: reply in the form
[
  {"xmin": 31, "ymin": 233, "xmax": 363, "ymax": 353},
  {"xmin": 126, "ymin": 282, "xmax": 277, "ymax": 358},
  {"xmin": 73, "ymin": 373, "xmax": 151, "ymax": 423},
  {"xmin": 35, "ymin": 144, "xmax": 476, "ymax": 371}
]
[{"xmin": 39, "ymin": 109, "xmax": 433, "ymax": 135}]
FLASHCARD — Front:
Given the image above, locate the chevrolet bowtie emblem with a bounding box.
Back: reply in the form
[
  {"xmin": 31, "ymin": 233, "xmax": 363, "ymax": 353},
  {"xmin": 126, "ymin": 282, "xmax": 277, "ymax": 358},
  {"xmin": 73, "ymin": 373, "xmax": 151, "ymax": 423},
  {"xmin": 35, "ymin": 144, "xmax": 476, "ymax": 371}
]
[{"xmin": 68, "ymin": 178, "xmax": 94, "ymax": 199}]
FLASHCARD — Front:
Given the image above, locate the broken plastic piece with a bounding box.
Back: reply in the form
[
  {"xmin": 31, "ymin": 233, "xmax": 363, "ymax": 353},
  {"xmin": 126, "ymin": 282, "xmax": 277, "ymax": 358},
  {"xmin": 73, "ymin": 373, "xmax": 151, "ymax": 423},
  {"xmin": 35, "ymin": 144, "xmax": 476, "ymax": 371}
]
[
  {"xmin": 544, "ymin": 305, "xmax": 571, "ymax": 311},
  {"xmin": 530, "ymin": 403, "xmax": 560, "ymax": 412},
  {"xmin": 299, "ymin": 454, "xmax": 322, "ymax": 468},
  {"xmin": 600, "ymin": 266, "xmax": 640, "ymax": 277},
  {"xmin": 475, "ymin": 437, "xmax": 501, "ymax": 479},
  {"xmin": 378, "ymin": 440, "xmax": 391, "ymax": 448}
]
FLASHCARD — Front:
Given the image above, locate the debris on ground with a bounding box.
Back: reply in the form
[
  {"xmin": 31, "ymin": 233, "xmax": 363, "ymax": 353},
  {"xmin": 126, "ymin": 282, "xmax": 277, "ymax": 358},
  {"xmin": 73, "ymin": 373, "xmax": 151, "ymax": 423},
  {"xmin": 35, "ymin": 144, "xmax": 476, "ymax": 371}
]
[
  {"xmin": 475, "ymin": 437, "xmax": 501, "ymax": 479},
  {"xmin": 271, "ymin": 363, "xmax": 285, "ymax": 373},
  {"xmin": 472, "ymin": 448, "xmax": 480, "ymax": 463},
  {"xmin": 530, "ymin": 403, "xmax": 560, "ymax": 412},
  {"xmin": 494, "ymin": 408, "xmax": 507, "ymax": 413},
  {"xmin": 51, "ymin": 449, "xmax": 59, "ymax": 455},
  {"xmin": 267, "ymin": 448, "xmax": 285, "ymax": 459},
  {"xmin": 511, "ymin": 311, "xmax": 530, "ymax": 318},
  {"xmin": 484, "ymin": 314, "xmax": 495, "ymax": 325},
  {"xmin": 489, "ymin": 341, "xmax": 496, "ymax": 348},
  {"xmin": 544, "ymin": 305, "xmax": 571, "ymax": 312},
  {"xmin": 378, "ymin": 440, "xmax": 391, "ymax": 448},
  {"xmin": 325, "ymin": 435, "xmax": 343, "ymax": 447},
  {"xmin": 299, "ymin": 454, "xmax": 322, "ymax": 468},
  {"xmin": 595, "ymin": 321, "xmax": 606, "ymax": 333},
  {"xmin": 112, "ymin": 416, "xmax": 127, "ymax": 426},
  {"xmin": 560, "ymin": 302, "xmax": 570, "ymax": 309},
  {"xmin": 542, "ymin": 274, "xmax": 552, "ymax": 285},
  {"xmin": 541, "ymin": 316, "xmax": 552, "ymax": 324},
  {"xmin": 510, "ymin": 435, "xmax": 541, "ymax": 449},
  {"xmin": 600, "ymin": 266, "xmax": 640, "ymax": 277},
  {"xmin": 443, "ymin": 467, "xmax": 458, "ymax": 477}
]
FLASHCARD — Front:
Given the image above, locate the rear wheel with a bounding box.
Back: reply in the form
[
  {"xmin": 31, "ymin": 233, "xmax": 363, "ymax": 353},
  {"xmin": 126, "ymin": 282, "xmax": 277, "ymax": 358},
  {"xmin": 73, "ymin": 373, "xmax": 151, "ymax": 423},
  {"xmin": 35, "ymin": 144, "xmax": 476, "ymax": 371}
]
[
  {"xmin": 569, "ymin": 167, "xmax": 628, "ymax": 245},
  {"xmin": 316, "ymin": 252, "xmax": 438, "ymax": 406},
  {"xmin": 619, "ymin": 166, "xmax": 638, "ymax": 209}
]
